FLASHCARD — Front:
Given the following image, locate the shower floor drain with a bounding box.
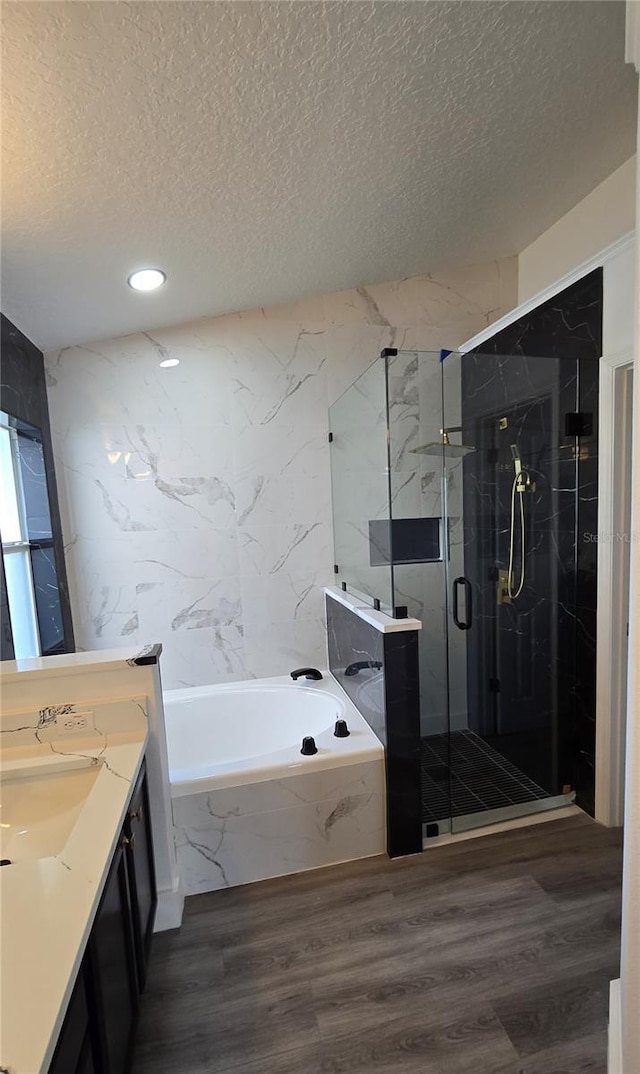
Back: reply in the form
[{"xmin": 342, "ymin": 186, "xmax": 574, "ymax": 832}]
[{"xmin": 421, "ymin": 730, "xmax": 550, "ymax": 823}]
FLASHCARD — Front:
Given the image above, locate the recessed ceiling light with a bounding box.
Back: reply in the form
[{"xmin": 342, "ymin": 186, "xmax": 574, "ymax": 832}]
[
  {"xmin": 159, "ymin": 358, "xmax": 180, "ymax": 368},
  {"xmin": 127, "ymin": 268, "xmax": 166, "ymax": 291}
]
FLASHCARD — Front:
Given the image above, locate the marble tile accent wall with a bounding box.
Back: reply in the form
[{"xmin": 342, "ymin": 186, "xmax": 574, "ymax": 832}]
[
  {"xmin": 173, "ymin": 759, "xmax": 385, "ymax": 893},
  {"xmin": 463, "ymin": 269, "xmax": 602, "ymax": 815},
  {"xmin": 44, "ymin": 261, "xmax": 516, "ymax": 689}
]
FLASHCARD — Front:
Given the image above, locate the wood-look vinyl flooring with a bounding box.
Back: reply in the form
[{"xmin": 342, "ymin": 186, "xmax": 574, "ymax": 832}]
[{"xmin": 131, "ymin": 813, "xmax": 622, "ymax": 1074}]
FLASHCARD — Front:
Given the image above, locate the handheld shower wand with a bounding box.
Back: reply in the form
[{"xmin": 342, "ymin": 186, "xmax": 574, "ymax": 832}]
[
  {"xmin": 507, "ymin": 445, "xmax": 528, "ymax": 599},
  {"xmin": 510, "ymin": 443, "xmax": 522, "ymax": 479}
]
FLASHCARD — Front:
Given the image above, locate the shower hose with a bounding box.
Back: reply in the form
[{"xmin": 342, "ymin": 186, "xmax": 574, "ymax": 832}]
[{"xmin": 507, "ymin": 472, "xmax": 527, "ymax": 600}]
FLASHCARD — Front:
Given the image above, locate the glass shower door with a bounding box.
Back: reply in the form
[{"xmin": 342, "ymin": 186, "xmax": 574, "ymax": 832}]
[
  {"xmin": 441, "ymin": 349, "xmax": 580, "ymax": 832},
  {"xmin": 330, "ymin": 357, "xmax": 394, "ymax": 613},
  {"xmin": 386, "ymin": 350, "xmax": 452, "ymax": 829}
]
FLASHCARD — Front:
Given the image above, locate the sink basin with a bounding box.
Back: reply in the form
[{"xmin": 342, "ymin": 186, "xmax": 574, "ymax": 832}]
[{"xmin": 0, "ymin": 759, "xmax": 102, "ymax": 863}]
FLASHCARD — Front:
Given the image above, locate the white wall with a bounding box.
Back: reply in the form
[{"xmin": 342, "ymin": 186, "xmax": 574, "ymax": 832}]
[
  {"xmin": 518, "ymin": 156, "xmax": 636, "ymax": 303},
  {"xmin": 45, "ymin": 260, "xmax": 516, "ymax": 690}
]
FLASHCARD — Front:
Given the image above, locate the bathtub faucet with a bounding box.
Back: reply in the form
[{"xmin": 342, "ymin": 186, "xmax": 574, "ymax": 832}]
[
  {"xmin": 290, "ymin": 667, "xmax": 323, "ymax": 681},
  {"xmin": 345, "ymin": 660, "xmax": 382, "ymax": 676}
]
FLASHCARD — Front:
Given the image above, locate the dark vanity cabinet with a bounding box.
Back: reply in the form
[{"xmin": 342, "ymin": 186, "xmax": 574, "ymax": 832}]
[
  {"xmin": 47, "ymin": 964, "xmax": 98, "ymax": 1074},
  {"xmin": 48, "ymin": 761, "xmax": 157, "ymax": 1074},
  {"xmin": 124, "ymin": 765, "xmax": 156, "ymax": 990},
  {"xmin": 88, "ymin": 834, "xmax": 140, "ymax": 1074}
]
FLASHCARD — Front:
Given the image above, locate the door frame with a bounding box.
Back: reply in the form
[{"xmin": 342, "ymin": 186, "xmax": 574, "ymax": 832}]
[{"xmin": 595, "ymin": 348, "xmax": 633, "ymax": 827}]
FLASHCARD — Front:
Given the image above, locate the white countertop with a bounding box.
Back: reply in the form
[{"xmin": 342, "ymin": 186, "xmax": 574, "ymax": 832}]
[
  {"xmin": 0, "ymin": 643, "xmax": 160, "ymax": 683},
  {"xmin": 0, "ymin": 705, "xmax": 148, "ymax": 1074}
]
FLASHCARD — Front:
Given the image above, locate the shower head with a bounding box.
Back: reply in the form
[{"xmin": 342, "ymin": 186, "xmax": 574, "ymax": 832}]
[
  {"xmin": 510, "ymin": 444, "xmax": 522, "ymax": 476},
  {"xmin": 411, "ymin": 429, "xmax": 475, "ymax": 459}
]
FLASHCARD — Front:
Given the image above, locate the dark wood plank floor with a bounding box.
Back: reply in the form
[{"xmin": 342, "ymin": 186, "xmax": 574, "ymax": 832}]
[{"xmin": 131, "ymin": 813, "xmax": 622, "ymax": 1074}]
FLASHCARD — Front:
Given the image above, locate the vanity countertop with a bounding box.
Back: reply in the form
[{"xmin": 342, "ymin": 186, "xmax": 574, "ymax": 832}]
[{"xmin": 0, "ymin": 701, "xmax": 148, "ymax": 1074}]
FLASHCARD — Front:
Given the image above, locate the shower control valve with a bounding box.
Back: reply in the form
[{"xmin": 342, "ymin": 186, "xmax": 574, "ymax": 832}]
[{"xmin": 497, "ymin": 568, "xmax": 512, "ymax": 606}]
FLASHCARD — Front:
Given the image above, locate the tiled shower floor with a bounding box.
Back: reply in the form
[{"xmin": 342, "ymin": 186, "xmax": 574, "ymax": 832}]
[{"xmin": 421, "ymin": 730, "xmax": 551, "ymax": 824}]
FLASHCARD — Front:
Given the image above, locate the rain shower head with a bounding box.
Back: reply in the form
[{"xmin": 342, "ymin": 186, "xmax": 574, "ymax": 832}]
[{"xmin": 411, "ymin": 429, "xmax": 475, "ymax": 459}]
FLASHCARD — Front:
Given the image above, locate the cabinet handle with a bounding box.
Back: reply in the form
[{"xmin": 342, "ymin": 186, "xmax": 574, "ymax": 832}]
[{"xmin": 129, "ymin": 806, "xmax": 143, "ymax": 823}]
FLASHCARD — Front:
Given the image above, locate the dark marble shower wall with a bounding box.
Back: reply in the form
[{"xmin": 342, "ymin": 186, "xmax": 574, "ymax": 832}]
[
  {"xmin": 0, "ymin": 314, "xmax": 75, "ymax": 657},
  {"xmin": 462, "ymin": 269, "xmax": 601, "ymax": 815},
  {"xmin": 326, "ymin": 593, "xmax": 422, "ymax": 857}
]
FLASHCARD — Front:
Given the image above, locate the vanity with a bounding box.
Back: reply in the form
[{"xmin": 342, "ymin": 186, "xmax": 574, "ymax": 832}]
[
  {"xmin": 48, "ymin": 762, "xmax": 155, "ymax": 1074},
  {"xmin": 0, "ymin": 647, "xmax": 181, "ymax": 1074}
]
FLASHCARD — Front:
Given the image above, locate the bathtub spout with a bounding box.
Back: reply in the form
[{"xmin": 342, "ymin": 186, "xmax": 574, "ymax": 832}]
[
  {"xmin": 345, "ymin": 660, "xmax": 382, "ymax": 676},
  {"xmin": 290, "ymin": 667, "xmax": 323, "ymax": 681}
]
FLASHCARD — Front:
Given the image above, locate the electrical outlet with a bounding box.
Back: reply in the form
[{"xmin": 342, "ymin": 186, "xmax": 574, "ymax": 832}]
[{"xmin": 56, "ymin": 710, "xmax": 94, "ymax": 734}]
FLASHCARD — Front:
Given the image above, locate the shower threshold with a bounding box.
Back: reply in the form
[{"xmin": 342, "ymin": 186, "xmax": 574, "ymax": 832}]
[{"xmin": 420, "ymin": 730, "xmax": 575, "ymax": 835}]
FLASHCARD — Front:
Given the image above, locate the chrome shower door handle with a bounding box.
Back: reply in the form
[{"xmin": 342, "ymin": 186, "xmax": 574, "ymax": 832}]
[{"xmin": 453, "ymin": 576, "xmax": 473, "ymax": 630}]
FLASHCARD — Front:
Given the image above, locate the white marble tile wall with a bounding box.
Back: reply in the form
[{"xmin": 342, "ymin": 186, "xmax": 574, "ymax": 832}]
[
  {"xmin": 173, "ymin": 758, "xmax": 385, "ymax": 893},
  {"xmin": 45, "ymin": 261, "xmax": 516, "ymax": 689}
]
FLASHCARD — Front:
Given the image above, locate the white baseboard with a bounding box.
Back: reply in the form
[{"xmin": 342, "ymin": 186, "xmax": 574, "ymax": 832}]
[
  {"xmin": 154, "ymin": 877, "xmax": 185, "ymax": 932},
  {"xmin": 609, "ymin": 978, "xmax": 622, "ymax": 1074}
]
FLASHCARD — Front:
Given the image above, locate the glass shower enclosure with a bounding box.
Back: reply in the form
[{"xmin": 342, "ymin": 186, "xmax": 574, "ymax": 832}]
[{"xmin": 330, "ymin": 347, "xmax": 586, "ymax": 837}]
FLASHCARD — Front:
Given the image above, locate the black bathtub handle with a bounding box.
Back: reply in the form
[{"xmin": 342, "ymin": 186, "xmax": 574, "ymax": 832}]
[
  {"xmin": 345, "ymin": 660, "xmax": 382, "ymax": 677},
  {"xmin": 291, "ymin": 667, "xmax": 323, "ymax": 681},
  {"xmin": 453, "ymin": 577, "xmax": 472, "ymax": 631}
]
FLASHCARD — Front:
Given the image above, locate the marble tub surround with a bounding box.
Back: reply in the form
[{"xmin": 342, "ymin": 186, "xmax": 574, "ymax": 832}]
[
  {"xmin": 174, "ymin": 757, "xmax": 385, "ymax": 895},
  {"xmin": 0, "ymin": 696, "xmax": 148, "ymax": 1074},
  {"xmin": 166, "ymin": 673, "xmax": 386, "ymax": 894},
  {"xmin": 326, "ymin": 591, "xmax": 422, "ymax": 858},
  {"xmin": 44, "ymin": 261, "xmax": 516, "ymax": 690}
]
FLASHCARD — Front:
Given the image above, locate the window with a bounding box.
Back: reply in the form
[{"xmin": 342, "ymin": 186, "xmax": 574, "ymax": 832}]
[{"xmin": 0, "ymin": 412, "xmax": 64, "ymax": 658}]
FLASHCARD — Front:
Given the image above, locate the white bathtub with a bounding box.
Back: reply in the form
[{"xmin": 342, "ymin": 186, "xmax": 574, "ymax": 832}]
[
  {"xmin": 165, "ymin": 674, "xmax": 381, "ymax": 796},
  {"xmin": 163, "ymin": 673, "xmax": 386, "ymax": 893}
]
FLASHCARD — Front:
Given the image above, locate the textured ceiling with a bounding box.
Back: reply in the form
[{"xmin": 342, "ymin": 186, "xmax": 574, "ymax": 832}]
[{"xmin": 1, "ymin": 0, "xmax": 637, "ymax": 349}]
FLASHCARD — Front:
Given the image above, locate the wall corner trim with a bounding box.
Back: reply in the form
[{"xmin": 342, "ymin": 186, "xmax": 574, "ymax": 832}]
[{"xmin": 128, "ymin": 643, "xmax": 163, "ymax": 667}]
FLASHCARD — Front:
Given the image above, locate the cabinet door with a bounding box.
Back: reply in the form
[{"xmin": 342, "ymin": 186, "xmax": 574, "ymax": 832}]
[
  {"xmin": 124, "ymin": 763, "xmax": 157, "ymax": 991},
  {"xmin": 48, "ymin": 963, "xmax": 90, "ymax": 1074},
  {"xmin": 88, "ymin": 838, "xmax": 138, "ymax": 1074}
]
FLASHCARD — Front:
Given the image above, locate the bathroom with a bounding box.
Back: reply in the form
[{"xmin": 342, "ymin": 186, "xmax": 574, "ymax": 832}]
[{"xmin": 1, "ymin": 2, "xmax": 639, "ymax": 1073}]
